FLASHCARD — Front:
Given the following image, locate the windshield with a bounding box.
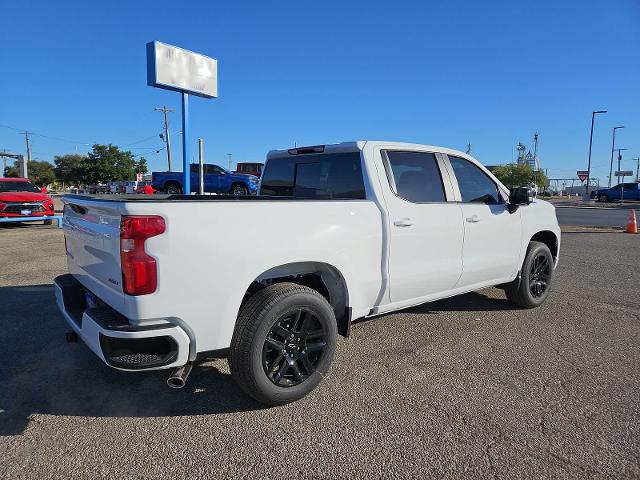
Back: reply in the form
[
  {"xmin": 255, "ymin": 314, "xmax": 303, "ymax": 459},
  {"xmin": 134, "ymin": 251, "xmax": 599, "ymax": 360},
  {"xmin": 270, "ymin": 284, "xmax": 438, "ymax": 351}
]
[{"xmin": 0, "ymin": 180, "xmax": 40, "ymax": 193}]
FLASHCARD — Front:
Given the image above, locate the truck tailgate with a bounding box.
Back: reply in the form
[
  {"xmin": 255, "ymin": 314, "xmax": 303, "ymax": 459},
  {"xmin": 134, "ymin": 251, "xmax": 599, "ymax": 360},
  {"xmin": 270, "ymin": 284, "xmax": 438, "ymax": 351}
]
[{"xmin": 63, "ymin": 198, "xmax": 125, "ymax": 311}]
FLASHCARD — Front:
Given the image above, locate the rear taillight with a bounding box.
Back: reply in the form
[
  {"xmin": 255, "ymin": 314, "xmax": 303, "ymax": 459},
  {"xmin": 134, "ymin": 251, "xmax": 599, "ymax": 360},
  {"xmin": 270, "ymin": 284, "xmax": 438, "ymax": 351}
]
[
  {"xmin": 0, "ymin": 203, "xmax": 6, "ymax": 212},
  {"xmin": 120, "ymin": 216, "xmax": 165, "ymax": 296}
]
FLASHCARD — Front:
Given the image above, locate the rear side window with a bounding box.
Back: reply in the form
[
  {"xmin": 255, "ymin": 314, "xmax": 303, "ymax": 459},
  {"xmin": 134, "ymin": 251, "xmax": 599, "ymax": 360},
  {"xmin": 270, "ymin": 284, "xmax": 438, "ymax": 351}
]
[
  {"xmin": 384, "ymin": 151, "xmax": 446, "ymax": 203},
  {"xmin": 449, "ymin": 156, "xmax": 500, "ymax": 204},
  {"xmin": 260, "ymin": 152, "xmax": 365, "ymax": 199}
]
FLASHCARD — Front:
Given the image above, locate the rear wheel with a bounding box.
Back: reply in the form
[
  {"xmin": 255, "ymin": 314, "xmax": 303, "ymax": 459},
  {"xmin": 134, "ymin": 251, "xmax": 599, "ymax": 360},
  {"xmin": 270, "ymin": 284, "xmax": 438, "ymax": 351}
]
[
  {"xmin": 229, "ymin": 283, "xmax": 337, "ymax": 406},
  {"xmin": 231, "ymin": 183, "xmax": 248, "ymax": 196},
  {"xmin": 164, "ymin": 183, "xmax": 182, "ymax": 195},
  {"xmin": 505, "ymin": 241, "xmax": 554, "ymax": 308}
]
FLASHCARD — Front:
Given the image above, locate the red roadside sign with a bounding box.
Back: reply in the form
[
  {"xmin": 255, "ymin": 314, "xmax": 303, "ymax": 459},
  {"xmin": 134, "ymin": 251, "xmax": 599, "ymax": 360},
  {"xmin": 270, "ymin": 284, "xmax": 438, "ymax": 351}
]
[{"xmin": 577, "ymin": 171, "xmax": 588, "ymax": 183}]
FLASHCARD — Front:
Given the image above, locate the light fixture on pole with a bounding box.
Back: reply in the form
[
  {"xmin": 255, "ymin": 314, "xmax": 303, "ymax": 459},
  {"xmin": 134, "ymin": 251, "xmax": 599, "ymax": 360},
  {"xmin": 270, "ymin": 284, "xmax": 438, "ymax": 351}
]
[{"xmin": 586, "ymin": 110, "xmax": 607, "ymax": 196}]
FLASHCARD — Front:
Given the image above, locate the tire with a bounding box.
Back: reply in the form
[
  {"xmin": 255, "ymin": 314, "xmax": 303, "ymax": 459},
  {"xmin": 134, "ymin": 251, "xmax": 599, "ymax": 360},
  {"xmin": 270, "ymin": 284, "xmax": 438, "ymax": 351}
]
[
  {"xmin": 505, "ymin": 241, "xmax": 554, "ymax": 309},
  {"xmin": 598, "ymin": 194, "xmax": 608, "ymax": 203},
  {"xmin": 229, "ymin": 282, "xmax": 337, "ymax": 406},
  {"xmin": 231, "ymin": 183, "xmax": 248, "ymax": 196},
  {"xmin": 165, "ymin": 183, "xmax": 182, "ymax": 195},
  {"xmin": 44, "ymin": 219, "xmax": 53, "ymax": 225}
]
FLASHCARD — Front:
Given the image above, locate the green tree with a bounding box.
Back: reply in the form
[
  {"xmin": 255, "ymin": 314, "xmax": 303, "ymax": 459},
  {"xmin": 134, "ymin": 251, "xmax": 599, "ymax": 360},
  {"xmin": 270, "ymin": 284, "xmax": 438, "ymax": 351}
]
[
  {"xmin": 54, "ymin": 154, "xmax": 86, "ymax": 186},
  {"xmin": 492, "ymin": 163, "xmax": 548, "ymax": 190},
  {"xmin": 28, "ymin": 160, "xmax": 57, "ymax": 186},
  {"xmin": 3, "ymin": 160, "xmax": 56, "ymax": 186},
  {"xmin": 4, "ymin": 162, "xmax": 19, "ymax": 177},
  {"xmin": 134, "ymin": 157, "xmax": 148, "ymax": 175},
  {"xmin": 83, "ymin": 144, "xmax": 136, "ymax": 184}
]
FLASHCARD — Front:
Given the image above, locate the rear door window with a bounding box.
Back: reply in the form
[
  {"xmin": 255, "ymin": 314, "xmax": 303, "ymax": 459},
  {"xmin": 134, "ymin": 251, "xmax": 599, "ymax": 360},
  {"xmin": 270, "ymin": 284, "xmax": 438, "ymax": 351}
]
[
  {"xmin": 449, "ymin": 156, "xmax": 501, "ymax": 204},
  {"xmin": 260, "ymin": 152, "xmax": 365, "ymax": 199},
  {"xmin": 384, "ymin": 151, "xmax": 446, "ymax": 203}
]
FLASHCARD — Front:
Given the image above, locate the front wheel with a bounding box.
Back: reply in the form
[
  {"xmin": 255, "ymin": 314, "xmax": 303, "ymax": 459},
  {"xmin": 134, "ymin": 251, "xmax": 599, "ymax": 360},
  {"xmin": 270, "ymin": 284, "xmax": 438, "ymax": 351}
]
[
  {"xmin": 229, "ymin": 283, "xmax": 337, "ymax": 406},
  {"xmin": 504, "ymin": 241, "xmax": 554, "ymax": 308},
  {"xmin": 598, "ymin": 194, "xmax": 608, "ymax": 203},
  {"xmin": 231, "ymin": 183, "xmax": 248, "ymax": 196}
]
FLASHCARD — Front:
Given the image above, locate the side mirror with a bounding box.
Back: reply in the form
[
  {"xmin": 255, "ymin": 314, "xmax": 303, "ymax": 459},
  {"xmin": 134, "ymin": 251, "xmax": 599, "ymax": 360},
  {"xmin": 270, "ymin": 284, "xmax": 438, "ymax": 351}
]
[
  {"xmin": 40, "ymin": 187, "xmax": 48, "ymax": 194},
  {"xmin": 508, "ymin": 187, "xmax": 533, "ymax": 213}
]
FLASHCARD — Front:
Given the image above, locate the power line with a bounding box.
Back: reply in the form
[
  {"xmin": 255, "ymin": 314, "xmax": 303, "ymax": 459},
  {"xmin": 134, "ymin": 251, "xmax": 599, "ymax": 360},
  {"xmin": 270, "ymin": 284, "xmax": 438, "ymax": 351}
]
[
  {"xmin": 0, "ymin": 124, "xmax": 90, "ymax": 146},
  {"xmin": 123, "ymin": 134, "xmax": 162, "ymax": 147}
]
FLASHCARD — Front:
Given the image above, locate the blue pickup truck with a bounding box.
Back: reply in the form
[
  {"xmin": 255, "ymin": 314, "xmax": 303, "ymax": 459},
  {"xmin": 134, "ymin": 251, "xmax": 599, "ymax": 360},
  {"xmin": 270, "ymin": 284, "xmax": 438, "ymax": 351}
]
[
  {"xmin": 152, "ymin": 164, "xmax": 259, "ymax": 195},
  {"xmin": 591, "ymin": 182, "xmax": 640, "ymax": 202}
]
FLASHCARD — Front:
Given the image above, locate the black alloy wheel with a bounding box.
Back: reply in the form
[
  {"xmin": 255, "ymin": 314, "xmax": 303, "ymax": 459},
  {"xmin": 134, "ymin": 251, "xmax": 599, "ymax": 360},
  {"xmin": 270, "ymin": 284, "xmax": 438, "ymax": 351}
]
[
  {"xmin": 229, "ymin": 282, "xmax": 337, "ymax": 405},
  {"xmin": 504, "ymin": 241, "xmax": 554, "ymax": 308},
  {"xmin": 529, "ymin": 252, "xmax": 551, "ymax": 298},
  {"xmin": 262, "ymin": 309, "xmax": 327, "ymax": 387}
]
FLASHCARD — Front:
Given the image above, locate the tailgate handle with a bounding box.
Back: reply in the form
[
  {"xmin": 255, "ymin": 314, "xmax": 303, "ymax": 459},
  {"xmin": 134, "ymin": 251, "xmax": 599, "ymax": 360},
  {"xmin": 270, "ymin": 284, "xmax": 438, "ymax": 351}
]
[{"xmin": 69, "ymin": 204, "xmax": 87, "ymax": 215}]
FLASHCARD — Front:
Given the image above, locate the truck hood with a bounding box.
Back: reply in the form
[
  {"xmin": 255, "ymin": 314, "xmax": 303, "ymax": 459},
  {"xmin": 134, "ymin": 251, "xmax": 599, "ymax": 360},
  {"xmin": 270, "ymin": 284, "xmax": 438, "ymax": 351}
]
[
  {"xmin": 231, "ymin": 173, "xmax": 257, "ymax": 180},
  {"xmin": 0, "ymin": 192, "xmax": 51, "ymax": 203}
]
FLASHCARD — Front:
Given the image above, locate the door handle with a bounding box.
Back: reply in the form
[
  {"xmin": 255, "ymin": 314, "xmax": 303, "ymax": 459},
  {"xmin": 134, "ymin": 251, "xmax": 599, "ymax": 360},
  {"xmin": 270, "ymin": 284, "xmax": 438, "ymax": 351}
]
[
  {"xmin": 465, "ymin": 215, "xmax": 480, "ymax": 223},
  {"xmin": 393, "ymin": 218, "xmax": 414, "ymax": 227}
]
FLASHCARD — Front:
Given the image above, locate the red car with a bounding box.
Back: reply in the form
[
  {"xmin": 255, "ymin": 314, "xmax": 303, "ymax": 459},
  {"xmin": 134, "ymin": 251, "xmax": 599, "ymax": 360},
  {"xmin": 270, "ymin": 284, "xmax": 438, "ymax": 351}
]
[{"xmin": 0, "ymin": 178, "xmax": 55, "ymax": 221}]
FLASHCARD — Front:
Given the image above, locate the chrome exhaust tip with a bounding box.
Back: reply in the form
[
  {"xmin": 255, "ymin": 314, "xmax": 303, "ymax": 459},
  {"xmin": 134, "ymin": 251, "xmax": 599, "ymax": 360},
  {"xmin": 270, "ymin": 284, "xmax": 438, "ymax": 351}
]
[{"xmin": 167, "ymin": 363, "xmax": 192, "ymax": 389}]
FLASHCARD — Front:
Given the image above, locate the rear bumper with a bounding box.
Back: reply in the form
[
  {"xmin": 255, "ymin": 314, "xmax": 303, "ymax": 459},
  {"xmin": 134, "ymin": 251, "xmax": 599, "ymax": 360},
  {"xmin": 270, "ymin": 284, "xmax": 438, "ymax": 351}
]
[
  {"xmin": 0, "ymin": 212, "xmax": 54, "ymax": 218},
  {"xmin": 54, "ymin": 274, "xmax": 190, "ymax": 371}
]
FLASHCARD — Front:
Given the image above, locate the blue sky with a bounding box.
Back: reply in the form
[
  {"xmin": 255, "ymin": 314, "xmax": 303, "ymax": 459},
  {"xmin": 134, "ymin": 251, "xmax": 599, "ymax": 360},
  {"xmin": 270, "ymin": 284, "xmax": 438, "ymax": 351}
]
[{"xmin": 1, "ymin": 0, "xmax": 639, "ymax": 183}]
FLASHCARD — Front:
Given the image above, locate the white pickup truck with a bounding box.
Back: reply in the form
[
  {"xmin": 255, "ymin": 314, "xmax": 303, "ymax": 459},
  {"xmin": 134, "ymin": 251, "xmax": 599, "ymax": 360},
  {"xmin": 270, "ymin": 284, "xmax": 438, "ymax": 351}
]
[{"xmin": 55, "ymin": 141, "xmax": 560, "ymax": 405}]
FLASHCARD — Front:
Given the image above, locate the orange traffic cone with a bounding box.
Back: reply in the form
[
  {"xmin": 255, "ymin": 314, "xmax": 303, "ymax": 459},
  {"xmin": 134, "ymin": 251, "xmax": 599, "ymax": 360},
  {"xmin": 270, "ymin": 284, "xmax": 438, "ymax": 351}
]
[{"xmin": 626, "ymin": 209, "xmax": 638, "ymax": 234}]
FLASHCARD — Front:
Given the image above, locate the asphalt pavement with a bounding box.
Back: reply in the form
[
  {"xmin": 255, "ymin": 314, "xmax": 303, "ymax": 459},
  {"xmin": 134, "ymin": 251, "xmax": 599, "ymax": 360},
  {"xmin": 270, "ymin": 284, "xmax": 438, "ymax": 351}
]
[
  {"xmin": 555, "ymin": 205, "xmax": 634, "ymax": 228},
  {"xmin": 1, "ymin": 223, "xmax": 639, "ymax": 479}
]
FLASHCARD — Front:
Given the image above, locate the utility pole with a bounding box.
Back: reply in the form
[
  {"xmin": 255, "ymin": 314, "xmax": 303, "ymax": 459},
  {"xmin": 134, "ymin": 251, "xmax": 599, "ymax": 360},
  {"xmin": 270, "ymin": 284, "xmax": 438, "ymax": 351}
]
[
  {"xmin": 227, "ymin": 153, "xmax": 233, "ymax": 171},
  {"xmin": 616, "ymin": 148, "xmax": 628, "ymax": 185},
  {"xmin": 586, "ymin": 110, "xmax": 607, "ymax": 196},
  {"xmin": 633, "ymin": 158, "xmax": 640, "ymax": 183},
  {"xmin": 608, "ymin": 126, "xmax": 624, "ymax": 187},
  {"xmin": 19, "ymin": 131, "xmax": 31, "ymax": 178},
  {"xmin": 155, "ymin": 106, "xmax": 174, "ymax": 171}
]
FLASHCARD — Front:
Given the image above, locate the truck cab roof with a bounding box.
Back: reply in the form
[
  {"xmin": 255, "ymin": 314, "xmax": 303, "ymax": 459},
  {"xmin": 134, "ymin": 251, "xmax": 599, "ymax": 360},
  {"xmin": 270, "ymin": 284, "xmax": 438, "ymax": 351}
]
[{"xmin": 267, "ymin": 141, "xmax": 474, "ymax": 161}]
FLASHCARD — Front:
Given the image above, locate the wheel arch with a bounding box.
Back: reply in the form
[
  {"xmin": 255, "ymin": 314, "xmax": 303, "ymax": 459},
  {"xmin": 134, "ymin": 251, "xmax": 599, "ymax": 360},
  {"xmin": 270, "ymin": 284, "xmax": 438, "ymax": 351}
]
[
  {"xmin": 529, "ymin": 230, "xmax": 558, "ymax": 261},
  {"xmin": 163, "ymin": 180, "xmax": 182, "ymax": 192},
  {"xmin": 230, "ymin": 181, "xmax": 248, "ymax": 192},
  {"xmin": 241, "ymin": 261, "xmax": 352, "ymax": 337}
]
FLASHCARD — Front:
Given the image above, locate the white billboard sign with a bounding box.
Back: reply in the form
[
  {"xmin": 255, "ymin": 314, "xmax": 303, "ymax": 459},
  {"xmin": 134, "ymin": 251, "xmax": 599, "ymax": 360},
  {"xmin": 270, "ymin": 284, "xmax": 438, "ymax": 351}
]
[{"xmin": 146, "ymin": 41, "xmax": 218, "ymax": 99}]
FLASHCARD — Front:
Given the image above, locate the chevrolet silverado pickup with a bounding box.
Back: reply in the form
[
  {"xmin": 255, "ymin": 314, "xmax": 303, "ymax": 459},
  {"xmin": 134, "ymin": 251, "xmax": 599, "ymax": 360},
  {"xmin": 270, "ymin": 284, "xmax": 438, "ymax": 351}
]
[
  {"xmin": 55, "ymin": 141, "xmax": 561, "ymax": 405},
  {"xmin": 152, "ymin": 164, "xmax": 259, "ymax": 195}
]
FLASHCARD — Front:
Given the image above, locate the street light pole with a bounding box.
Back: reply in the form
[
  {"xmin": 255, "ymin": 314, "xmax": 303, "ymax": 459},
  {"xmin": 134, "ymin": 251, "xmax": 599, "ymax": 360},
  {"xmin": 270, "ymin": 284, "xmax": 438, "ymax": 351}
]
[
  {"xmin": 586, "ymin": 110, "xmax": 607, "ymax": 196},
  {"xmin": 608, "ymin": 126, "xmax": 624, "ymax": 188},
  {"xmin": 633, "ymin": 157, "xmax": 640, "ymax": 183}
]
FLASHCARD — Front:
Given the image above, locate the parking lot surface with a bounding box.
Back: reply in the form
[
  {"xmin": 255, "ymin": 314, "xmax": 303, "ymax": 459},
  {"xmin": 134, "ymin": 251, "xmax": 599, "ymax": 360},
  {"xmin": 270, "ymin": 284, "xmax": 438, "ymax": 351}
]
[{"xmin": 1, "ymin": 223, "xmax": 639, "ymax": 479}]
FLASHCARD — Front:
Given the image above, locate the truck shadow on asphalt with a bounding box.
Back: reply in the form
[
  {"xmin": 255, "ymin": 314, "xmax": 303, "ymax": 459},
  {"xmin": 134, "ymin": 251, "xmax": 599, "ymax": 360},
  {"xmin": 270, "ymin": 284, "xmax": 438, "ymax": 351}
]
[
  {"xmin": 0, "ymin": 283, "xmax": 514, "ymax": 436},
  {"xmin": 0, "ymin": 284, "xmax": 265, "ymax": 436}
]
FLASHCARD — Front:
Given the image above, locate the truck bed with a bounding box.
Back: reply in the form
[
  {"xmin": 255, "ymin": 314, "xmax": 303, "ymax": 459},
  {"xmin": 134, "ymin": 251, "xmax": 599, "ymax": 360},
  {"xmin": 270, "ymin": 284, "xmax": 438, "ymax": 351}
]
[{"xmin": 64, "ymin": 194, "xmax": 356, "ymax": 202}]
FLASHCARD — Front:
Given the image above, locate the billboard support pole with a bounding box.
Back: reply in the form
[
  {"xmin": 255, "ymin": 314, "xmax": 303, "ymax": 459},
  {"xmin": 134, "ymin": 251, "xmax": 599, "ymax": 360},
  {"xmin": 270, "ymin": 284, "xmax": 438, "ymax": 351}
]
[{"xmin": 182, "ymin": 92, "xmax": 190, "ymax": 195}]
